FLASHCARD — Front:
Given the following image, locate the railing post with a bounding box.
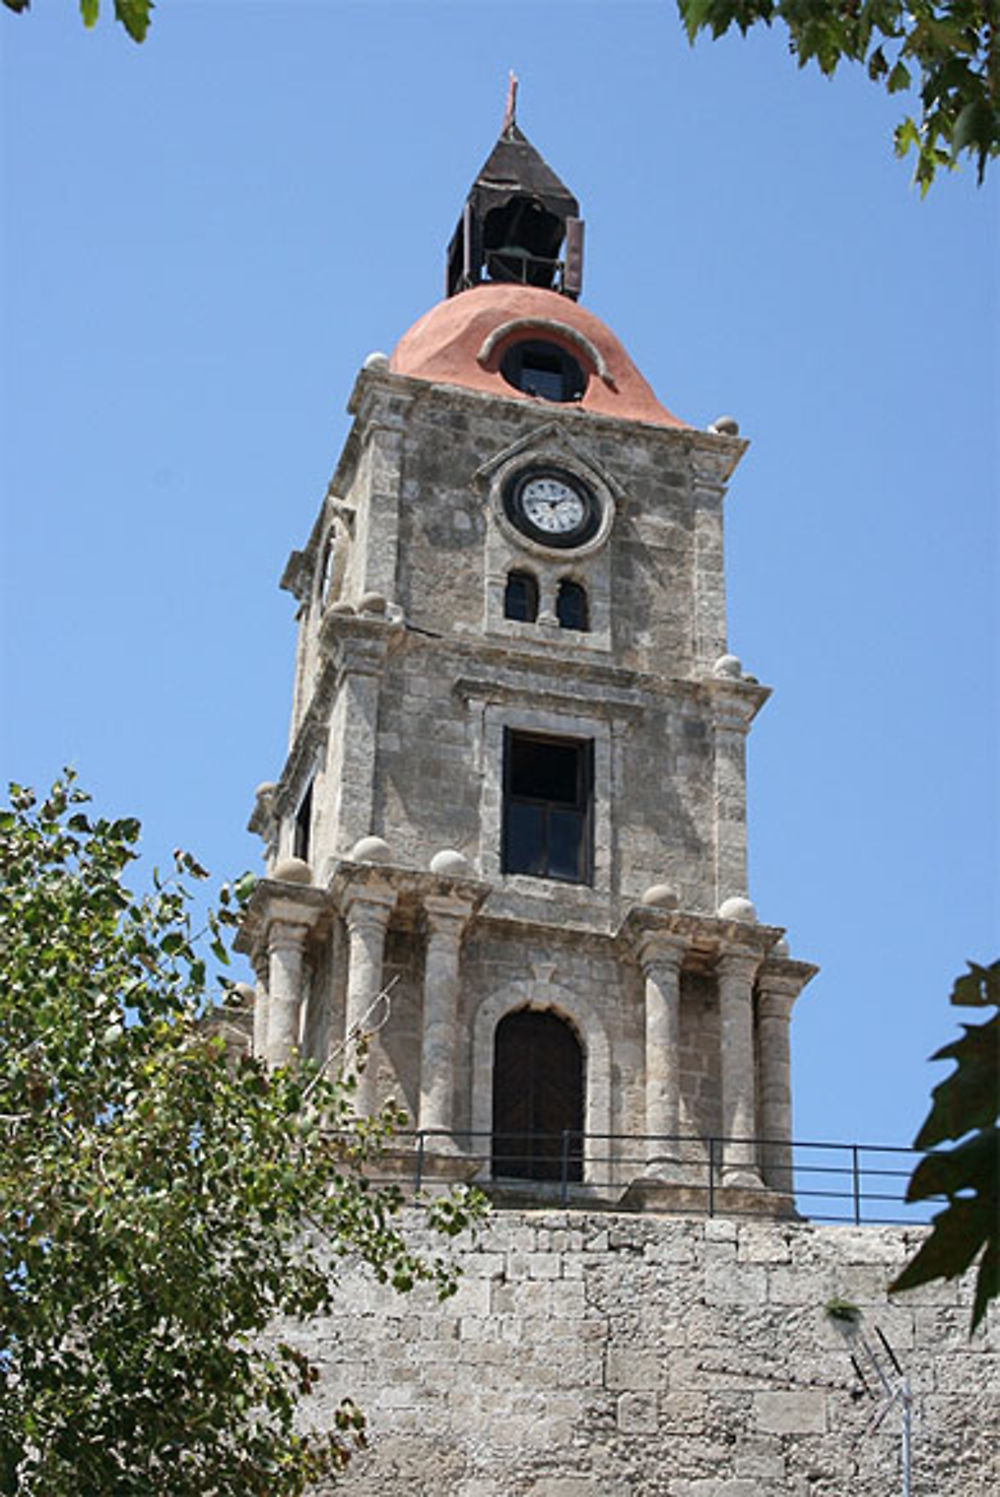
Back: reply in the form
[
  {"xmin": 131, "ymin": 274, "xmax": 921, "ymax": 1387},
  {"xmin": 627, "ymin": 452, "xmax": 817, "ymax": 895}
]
[
  {"xmin": 708, "ymin": 1136, "xmax": 717, "ymax": 1217},
  {"xmin": 852, "ymin": 1144, "xmax": 861, "ymax": 1225},
  {"xmin": 559, "ymin": 1129, "xmax": 570, "ymax": 1207},
  {"xmin": 415, "ymin": 1130, "xmax": 425, "ymax": 1194}
]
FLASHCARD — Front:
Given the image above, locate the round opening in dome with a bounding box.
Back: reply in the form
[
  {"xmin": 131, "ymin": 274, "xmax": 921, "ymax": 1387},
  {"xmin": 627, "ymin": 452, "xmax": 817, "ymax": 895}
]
[{"xmin": 499, "ymin": 339, "xmax": 587, "ymax": 403}]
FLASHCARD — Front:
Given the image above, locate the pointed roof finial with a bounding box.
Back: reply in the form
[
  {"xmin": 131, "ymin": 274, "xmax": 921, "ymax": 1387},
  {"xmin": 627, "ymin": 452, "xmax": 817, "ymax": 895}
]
[{"xmin": 502, "ymin": 70, "xmax": 518, "ymax": 136}]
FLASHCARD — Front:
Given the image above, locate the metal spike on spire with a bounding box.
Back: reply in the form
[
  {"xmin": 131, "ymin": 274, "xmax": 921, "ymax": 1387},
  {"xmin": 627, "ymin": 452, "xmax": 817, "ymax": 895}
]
[{"xmin": 502, "ymin": 70, "xmax": 518, "ymax": 136}]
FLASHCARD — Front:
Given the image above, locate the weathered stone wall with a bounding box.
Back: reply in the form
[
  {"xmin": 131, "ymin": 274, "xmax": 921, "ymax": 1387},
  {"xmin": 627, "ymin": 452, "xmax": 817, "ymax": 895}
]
[{"xmin": 290, "ymin": 1210, "xmax": 997, "ymax": 1497}]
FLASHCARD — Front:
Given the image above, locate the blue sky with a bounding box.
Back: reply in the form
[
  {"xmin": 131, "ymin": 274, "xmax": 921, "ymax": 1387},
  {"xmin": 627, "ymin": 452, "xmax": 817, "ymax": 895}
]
[{"xmin": 1, "ymin": 2, "xmax": 997, "ymax": 1167}]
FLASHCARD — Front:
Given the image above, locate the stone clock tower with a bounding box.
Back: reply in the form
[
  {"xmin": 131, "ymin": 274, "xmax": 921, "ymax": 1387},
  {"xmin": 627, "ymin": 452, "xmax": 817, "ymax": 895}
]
[{"xmin": 238, "ymin": 101, "xmax": 816, "ymax": 1210}]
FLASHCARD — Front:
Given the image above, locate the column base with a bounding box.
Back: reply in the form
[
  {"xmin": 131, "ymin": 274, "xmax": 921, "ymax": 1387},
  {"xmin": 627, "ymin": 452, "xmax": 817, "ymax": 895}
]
[
  {"xmin": 620, "ymin": 1175, "xmax": 799, "ymax": 1221},
  {"xmin": 639, "ymin": 1157, "xmax": 685, "ymax": 1185},
  {"xmin": 722, "ymin": 1166, "xmax": 764, "ymax": 1190}
]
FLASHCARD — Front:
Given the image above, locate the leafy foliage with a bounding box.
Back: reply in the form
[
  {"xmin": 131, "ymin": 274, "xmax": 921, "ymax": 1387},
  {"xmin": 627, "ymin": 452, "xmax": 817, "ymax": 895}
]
[
  {"xmin": 2, "ymin": 0, "xmax": 154, "ymax": 42},
  {"xmin": 890, "ymin": 961, "xmax": 999, "ymax": 1331},
  {"xmin": 678, "ymin": 0, "xmax": 1000, "ymax": 191},
  {"xmin": 0, "ymin": 774, "xmax": 482, "ymax": 1495}
]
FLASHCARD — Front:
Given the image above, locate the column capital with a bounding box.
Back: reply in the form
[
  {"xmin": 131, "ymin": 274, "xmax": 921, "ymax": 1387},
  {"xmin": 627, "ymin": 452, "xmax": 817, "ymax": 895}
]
[
  {"xmin": 634, "ymin": 929, "xmax": 688, "ymax": 977},
  {"xmin": 340, "ymin": 879, "xmax": 396, "ymax": 932},
  {"xmin": 703, "ymin": 677, "xmax": 767, "ymax": 734},
  {"xmin": 266, "ymin": 916, "xmax": 314, "ymax": 954},
  {"xmin": 423, "ymin": 892, "xmax": 477, "ymax": 940},
  {"xmin": 716, "ymin": 946, "xmax": 761, "ymax": 987},
  {"xmin": 757, "ymin": 956, "xmax": 818, "ymax": 1006}
]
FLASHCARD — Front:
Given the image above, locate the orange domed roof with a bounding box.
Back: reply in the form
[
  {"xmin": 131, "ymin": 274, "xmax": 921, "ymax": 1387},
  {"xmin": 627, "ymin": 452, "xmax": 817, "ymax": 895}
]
[{"xmin": 390, "ymin": 284, "xmax": 687, "ymax": 429}]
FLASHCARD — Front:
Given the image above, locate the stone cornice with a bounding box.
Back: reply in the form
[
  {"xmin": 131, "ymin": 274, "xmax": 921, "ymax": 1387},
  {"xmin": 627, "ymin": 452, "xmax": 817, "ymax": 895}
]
[
  {"xmin": 327, "ymin": 859, "xmax": 491, "ymax": 928},
  {"xmin": 617, "ymin": 904, "xmax": 785, "ymax": 966},
  {"xmin": 234, "ymin": 877, "xmax": 329, "ymax": 957},
  {"xmin": 346, "ymin": 363, "xmax": 749, "ymax": 480}
]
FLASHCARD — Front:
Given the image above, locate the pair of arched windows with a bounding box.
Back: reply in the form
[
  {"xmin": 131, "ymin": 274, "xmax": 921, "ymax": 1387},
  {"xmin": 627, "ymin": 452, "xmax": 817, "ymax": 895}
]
[{"xmin": 504, "ymin": 571, "xmax": 589, "ymax": 632}]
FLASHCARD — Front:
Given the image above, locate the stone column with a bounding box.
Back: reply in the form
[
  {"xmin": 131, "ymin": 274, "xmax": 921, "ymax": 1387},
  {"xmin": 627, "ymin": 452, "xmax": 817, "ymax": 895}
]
[
  {"xmin": 266, "ymin": 919, "xmax": 311, "ymax": 1067},
  {"xmin": 418, "ymin": 894, "xmax": 475, "ymax": 1148},
  {"xmin": 341, "ymin": 883, "xmax": 396, "ymax": 1116},
  {"xmin": 251, "ymin": 946, "xmax": 270, "ymax": 1061},
  {"xmin": 756, "ymin": 973, "xmax": 800, "ymax": 1194},
  {"xmin": 636, "ymin": 932, "xmax": 688, "ymax": 1178},
  {"xmin": 320, "ymin": 632, "xmax": 391, "ymax": 861},
  {"xmin": 708, "ymin": 684, "xmax": 756, "ymax": 906},
  {"xmin": 717, "ymin": 949, "xmax": 762, "ymax": 1187},
  {"xmin": 691, "ymin": 458, "xmax": 728, "ymax": 674}
]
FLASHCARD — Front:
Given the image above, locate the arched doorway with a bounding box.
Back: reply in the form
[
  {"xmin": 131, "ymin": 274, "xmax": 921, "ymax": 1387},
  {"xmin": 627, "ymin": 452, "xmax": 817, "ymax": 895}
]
[{"xmin": 491, "ymin": 1008, "xmax": 584, "ymax": 1182}]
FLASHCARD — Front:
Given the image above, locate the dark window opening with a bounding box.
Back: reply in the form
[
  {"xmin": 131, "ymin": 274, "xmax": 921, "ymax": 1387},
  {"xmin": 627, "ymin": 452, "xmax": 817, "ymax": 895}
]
[
  {"xmin": 504, "ymin": 570, "xmax": 539, "ymax": 623},
  {"xmin": 492, "ymin": 1008, "xmax": 584, "ymax": 1182},
  {"xmin": 556, "ymin": 579, "xmax": 589, "ymax": 632},
  {"xmin": 502, "ymin": 731, "xmax": 593, "ymax": 884},
  {"xmin": 482, "ymin": 197, "xmax": 564, "ymax": 290},
  {"xmin": 293, "ymin": 781, "xmax": 313, "ymax": 864},
  {"xmin": 500, "ymin": 339, "xmax": 586, "ymax": 403}
]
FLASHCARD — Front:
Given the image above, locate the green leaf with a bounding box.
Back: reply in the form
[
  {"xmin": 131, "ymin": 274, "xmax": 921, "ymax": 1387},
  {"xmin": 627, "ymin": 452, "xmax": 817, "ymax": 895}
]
[
  {"xmin": 952, "ymin": 960, "xmax": 1000, "ymax": 1009},
  {"xmin": 890, "ymin": 1196, "xmax": 988, "ymax": 1291},
  {"xmin": 887, "ymin": 61, "xmax": 911, "ymax": 94},
  {"xmin": 79, "ymin": 0, "xmax": 99, "ymax": 25},
  {"xmin": 915, "ymin": 1015, "xmax": 999, "ymax": 1148},
  {"xmin": 114, "ymin": 0, "xmax": 152, "ymax": 41}
]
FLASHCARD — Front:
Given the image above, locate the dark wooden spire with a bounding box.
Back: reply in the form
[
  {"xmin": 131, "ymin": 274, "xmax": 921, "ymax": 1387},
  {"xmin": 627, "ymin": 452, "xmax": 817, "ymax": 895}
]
[{"xmin": 446, "ymin": 87, "xmax": 585, "ymax": 300}]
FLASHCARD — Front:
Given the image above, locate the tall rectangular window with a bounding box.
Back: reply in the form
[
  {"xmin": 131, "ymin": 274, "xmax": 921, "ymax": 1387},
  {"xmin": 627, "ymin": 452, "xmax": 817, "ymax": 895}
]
[
  {"xmin": 502, "ymin": 731, "xmax": 593, "ymax": 884},
  {"xmin": 293, "ymin": 780, "xmax": 313, "ymax": 864}
]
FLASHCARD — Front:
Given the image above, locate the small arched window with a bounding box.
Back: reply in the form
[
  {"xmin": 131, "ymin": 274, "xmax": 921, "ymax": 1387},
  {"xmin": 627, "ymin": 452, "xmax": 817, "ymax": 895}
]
[
  {"xmin": 556, "ymin": 579, "xmax": 589, "ymax": 632},
  {"xmin": 500, "ymin": 339, "xmax": 587, "ymax": 403},
  {"xmin": 504, "ymin": 570, "xmax": 539, "ymax": 623}
]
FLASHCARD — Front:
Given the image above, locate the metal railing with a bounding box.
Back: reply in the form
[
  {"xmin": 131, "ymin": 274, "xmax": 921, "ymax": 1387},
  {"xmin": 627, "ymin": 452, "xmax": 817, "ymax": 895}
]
[{"xmin": 376, "ymin": 1130, "xmax": 938, "ymax": 1227}]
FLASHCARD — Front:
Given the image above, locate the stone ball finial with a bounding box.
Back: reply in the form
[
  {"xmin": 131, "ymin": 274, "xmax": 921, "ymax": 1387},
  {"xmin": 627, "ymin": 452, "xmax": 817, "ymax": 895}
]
[
  {"xmin": 773, "ymin": 936, "xmax": 790, "ymax": 957},
  {"xmin": 326, "ymin": 599, "xmax": 355, "ymax": 616},
  {"xmin": 350, "ymin": 834, "xmax": 392, "ymax": 865},
  {"xmin": 718, "ymin": 896, "xmax": 757, "ymax": 924},
  {"xmin": 363, "ymin": 351, "xmax": 390, "ymax": 371},
  {"xmin": 357, "ymin": 591, "xmax": 388, "ymax": 617},
  {"xmin": 641, "ymin": 883, "xmax": 678, "ymax": 910},
  {"xmin": 710, "ymin": 415, "xmax": 740, "ymax": 436},
  {"xmin": 272, "ymin": 856, "xmax": 312, "ymax": 885},
  {"xmin": 255, "ymin": 781, "xmax": 277, "ymax": 802},
  {"xmin": 712, "ymin": 654, "xmax": 743, "ymax": 680},
  {"xmin": 228, "ymin": 981, "xmax": 256, "ymax": 1007},
  {"xmin": 429, "ymin": 848, "xmax": 474, "ymax": 878}
]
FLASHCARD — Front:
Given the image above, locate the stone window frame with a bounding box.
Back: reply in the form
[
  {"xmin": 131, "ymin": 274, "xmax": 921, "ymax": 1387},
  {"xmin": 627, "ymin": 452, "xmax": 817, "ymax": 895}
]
[
  {"xmin": 470, "ymin": 975, "xmax": 613, "ymax": 1187},
  {"xmin": 479, "ymin": 701, "xmax": 612, "ymax": 896}
]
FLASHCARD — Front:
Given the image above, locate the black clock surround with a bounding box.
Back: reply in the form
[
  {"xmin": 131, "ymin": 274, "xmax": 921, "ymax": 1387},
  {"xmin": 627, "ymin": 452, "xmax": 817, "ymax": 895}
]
[{"xmin": 501, "ymin": 465, "xmax": 601, "ymax": 550}]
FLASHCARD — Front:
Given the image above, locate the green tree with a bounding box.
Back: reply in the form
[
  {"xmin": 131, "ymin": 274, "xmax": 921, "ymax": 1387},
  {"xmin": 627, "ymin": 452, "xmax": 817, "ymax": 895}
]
[
  {"xmin": 2, "ymin": 0, "xmax": 153, "ymax": 42},
  {"xmin": 890, "ymin": 961, "xmax": 999, "ymax": 1331},
  {"xmin": 678, "ymin": 1, "xmax": 1000, "ymax": 191},
  {"xmin": 0, "ymin": 773, "xmax": 481, "ymax": 1495}
]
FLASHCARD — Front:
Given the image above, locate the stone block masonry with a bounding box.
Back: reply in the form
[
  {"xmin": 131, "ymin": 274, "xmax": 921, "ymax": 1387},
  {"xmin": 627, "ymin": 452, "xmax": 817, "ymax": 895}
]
[{"xmin": 298, "ymin": 1211, "xmax": 997, "ymax": 1497}]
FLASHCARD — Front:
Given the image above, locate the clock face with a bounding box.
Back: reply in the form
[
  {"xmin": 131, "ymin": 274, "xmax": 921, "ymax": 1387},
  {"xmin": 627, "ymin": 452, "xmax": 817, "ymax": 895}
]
[{"xmin": 503, "ymin": 467, "xmax": 599, "ymax": 549}]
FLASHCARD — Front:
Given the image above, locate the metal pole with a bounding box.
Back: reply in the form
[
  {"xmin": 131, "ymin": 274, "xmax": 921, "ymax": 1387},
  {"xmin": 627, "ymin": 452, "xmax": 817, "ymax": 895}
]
[
  {"xmin": 852, "ymin": 1144, "xmax": 862, "ymax": 1225},
  {"xmin": 901, "ymin": 1376, "xmax": 911, "ymax": 1497},
  {"xmin": 415, "ymin": 1130, "xmax": 425, "ymax": 1193},
  {"xmin": 559, "ymin": 1129, "xmax": 570, "ymax": 1207},
  {"xmin": 708, "ymin": 1136, "xmax": 716, "ymax": 1217}
]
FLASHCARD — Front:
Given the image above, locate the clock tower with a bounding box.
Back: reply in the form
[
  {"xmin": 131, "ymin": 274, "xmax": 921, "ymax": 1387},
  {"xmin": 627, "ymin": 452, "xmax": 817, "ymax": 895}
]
[{"xmin": 238, "ymin": 98, "xmax": 816, "ymax": 1211}]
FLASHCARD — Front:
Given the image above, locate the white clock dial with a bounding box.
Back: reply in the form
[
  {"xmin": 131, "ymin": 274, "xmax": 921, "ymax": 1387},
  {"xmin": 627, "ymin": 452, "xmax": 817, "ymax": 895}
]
[{"xmin": 521, "ymin": 476, "xmax": 585, "ymax": 534}]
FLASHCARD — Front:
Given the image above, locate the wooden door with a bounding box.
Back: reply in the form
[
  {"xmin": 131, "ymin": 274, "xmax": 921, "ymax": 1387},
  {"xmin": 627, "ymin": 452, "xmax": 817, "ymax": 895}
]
[{"xmin": 491, "ymin": 1009, "xmax": 584, "ymax": 1181}]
